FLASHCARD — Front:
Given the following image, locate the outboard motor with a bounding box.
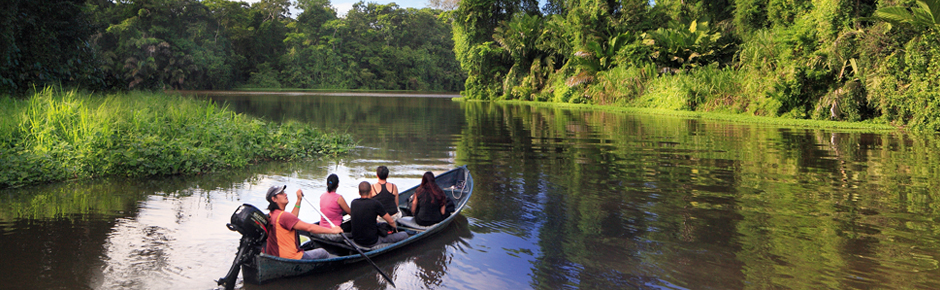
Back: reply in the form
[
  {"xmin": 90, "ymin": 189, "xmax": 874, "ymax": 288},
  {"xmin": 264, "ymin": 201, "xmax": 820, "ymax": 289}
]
[{"xmin": 218, "ymin": 204, "xmax": 268, "ymax": 290}]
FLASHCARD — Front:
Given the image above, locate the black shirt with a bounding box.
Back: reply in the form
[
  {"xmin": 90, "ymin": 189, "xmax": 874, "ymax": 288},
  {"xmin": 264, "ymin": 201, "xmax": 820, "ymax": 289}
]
[
  {"xmin": 372, "ymin": 183, "xmax": 399, "ymax": 215},
  {"xmin": 350, "ymin": 198, "xmax": 388, "ymax": 246},
  {"xmin": 414, "ymin": 192, "xmax": 445, "ymax": 226}
]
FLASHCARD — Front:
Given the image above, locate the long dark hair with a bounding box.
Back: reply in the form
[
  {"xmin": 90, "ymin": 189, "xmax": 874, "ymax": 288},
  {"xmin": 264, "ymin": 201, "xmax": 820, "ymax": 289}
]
[
  {"xmin": 327, "ymin": 174, "xmax": 339, "ymax": 192},
  {"xmin": 415, "ymin": 171, "xmax": 444, "ymax": 205}
]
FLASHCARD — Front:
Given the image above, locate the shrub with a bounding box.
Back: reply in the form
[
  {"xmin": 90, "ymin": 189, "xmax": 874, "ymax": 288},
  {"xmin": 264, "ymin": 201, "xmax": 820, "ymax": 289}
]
[{"xmin": 867, "ymin": 30, "xmax": 940, "ymax": 131}]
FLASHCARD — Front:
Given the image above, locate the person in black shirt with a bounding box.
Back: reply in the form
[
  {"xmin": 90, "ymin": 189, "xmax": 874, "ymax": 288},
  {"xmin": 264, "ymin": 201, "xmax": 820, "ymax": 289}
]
[
  {"xmin": 350, "ymin": 181, "xmax": 408, "ymax": 246},
  {"xmin": 410, "ymin": 172, "xmax": 447, "ymax": 226},
  {"xmin": 370, "ymin": 165, "xmax": 401, "ymax": 222}
]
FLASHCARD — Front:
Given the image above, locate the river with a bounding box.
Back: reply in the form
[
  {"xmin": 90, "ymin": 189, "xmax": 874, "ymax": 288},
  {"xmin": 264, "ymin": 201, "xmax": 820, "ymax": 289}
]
[{"xmin": 2, "ymin": 92, "xmax": 939, "ymax": 289}]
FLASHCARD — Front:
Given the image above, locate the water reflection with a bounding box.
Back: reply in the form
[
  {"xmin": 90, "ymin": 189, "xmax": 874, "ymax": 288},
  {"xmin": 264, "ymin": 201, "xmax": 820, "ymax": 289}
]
[
  {"xmin": 456, "ymin": 101, "xmax": 940, "ymax": 289},
  {"xmin": 0, "ymin": 179, "xmax": 143, "ymax": 290},
  {"xmin": 4, "ymin": 93, "xmax": 940, "ymax": 289}
]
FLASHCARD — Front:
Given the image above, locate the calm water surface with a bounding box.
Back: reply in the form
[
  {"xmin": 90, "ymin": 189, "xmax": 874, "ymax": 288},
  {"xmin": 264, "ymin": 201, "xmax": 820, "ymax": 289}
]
[{"xmin": 2, "ymin": 92, "xmax": 940, "ymax": 289}]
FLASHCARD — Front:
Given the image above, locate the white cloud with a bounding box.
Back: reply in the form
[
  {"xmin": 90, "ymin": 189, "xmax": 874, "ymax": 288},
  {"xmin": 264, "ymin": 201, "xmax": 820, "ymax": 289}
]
[
  {"xmin": 333, "ymin": 2, "xmax": 355, "ymax": 17},
  {"xmin": 233, "ymin": 0, "xmax": 355, "ymax": 18},
  {"xmin": 232, "ymin": 0, "xmax": 435, "ymax": 18}
]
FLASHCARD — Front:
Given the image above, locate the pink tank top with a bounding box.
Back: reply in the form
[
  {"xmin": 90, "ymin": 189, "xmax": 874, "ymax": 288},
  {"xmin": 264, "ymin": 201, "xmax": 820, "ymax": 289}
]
[{"xmin": 319, "ymin": 191, "xmax": 345, "ymax": 228}]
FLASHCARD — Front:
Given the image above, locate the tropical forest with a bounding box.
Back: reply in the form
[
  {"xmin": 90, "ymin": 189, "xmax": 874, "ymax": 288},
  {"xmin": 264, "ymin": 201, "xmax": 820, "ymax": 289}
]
[
  {"xmin": 2, "ymin": 0, "xmax": 940, "ymax": 188},
  {"xmin": 452, "ymin": 0, "xmax": 940, "ymax": 131},
  {"xmin": 6, "ymin": 1, "xmax": 940, "ymax": 289}
]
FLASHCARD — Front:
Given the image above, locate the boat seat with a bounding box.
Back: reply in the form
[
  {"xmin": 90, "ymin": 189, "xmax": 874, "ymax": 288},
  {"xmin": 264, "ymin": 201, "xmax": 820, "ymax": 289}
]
[
  {"xmin": 398, "ymin": 216, "xmax": 436, "ymax": 230},
  {"xmin": 307, "ymin": 232, "xmax": 394, "ymax": 252},
  {"xmin": 306, "ymin": 233, "xmax": 346, "ymax": 242}
]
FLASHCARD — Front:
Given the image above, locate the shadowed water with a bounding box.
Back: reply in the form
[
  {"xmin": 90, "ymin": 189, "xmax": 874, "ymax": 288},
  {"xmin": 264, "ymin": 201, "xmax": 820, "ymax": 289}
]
[{"xmin": 2, "ymin": 92, "xmax": 939, "ymax": 289}]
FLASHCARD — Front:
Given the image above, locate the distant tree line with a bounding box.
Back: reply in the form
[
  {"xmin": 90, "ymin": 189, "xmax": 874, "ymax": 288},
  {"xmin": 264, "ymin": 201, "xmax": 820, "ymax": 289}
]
[{"xmin": 0, "ymin": 0, "xmax": 465, "ymax": 94}]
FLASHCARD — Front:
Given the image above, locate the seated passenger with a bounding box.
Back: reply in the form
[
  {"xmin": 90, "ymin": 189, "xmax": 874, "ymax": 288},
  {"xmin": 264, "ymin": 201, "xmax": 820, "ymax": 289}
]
[
  {"xmin": 264, "ymin": 185, "xmax": 343, "ymax": 260},
  {"xmin": 410, "ymin": 172, "xmax": 447, "ymax": 226},
  {"xmin": 319, "ymin": 174, "xmax": 351, "ymax": 231},
  {"xmin": 371, "ymin": 166, "xmax": 401, "ymax": 223},
  {"xmin": 350, "ymin": 181, "xmax": 408, "ymax": 246}
]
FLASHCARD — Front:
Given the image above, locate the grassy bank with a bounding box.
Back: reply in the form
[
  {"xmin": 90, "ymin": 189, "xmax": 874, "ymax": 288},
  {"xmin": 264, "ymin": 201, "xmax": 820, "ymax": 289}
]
[
  {"xmin": 229, "ymin": 87, "xmax": 460, "ymax": 94},
  {"xmin": 456, "ymin": 96, "xmax": 897, "ymax": 132},
  {"xmin": 0, "ymin": 88, "xmax": 355, "ymax": 188}
]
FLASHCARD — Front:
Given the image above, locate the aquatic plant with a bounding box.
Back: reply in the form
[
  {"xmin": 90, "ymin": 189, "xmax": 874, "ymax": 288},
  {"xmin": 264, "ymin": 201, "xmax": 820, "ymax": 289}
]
[{"xmin": 0, "ymin": 87, "xmax": 355, "ymax": 188}]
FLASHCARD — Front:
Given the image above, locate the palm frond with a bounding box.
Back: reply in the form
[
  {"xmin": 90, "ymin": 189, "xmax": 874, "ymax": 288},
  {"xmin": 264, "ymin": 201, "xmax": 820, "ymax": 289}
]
[
  {"xmin": 916, "ymin": 0, "xmax": 940, "ymax": 23},
  {"xmin": 873, "ymin": 0, "xmax": 940, "ymax": 30}
]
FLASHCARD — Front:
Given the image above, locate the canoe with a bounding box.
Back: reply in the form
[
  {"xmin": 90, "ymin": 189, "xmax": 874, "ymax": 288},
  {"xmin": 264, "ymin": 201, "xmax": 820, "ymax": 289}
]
[{"xmin": 240, "ymin": 165, "xmax": 473, "ymax": 285}]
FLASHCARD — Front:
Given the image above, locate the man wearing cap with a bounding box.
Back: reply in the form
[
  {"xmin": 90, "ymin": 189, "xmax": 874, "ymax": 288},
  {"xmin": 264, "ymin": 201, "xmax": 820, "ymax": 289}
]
[{"xmin": 264, "ymin": 185, "xmax": 343, "ymax": 260}]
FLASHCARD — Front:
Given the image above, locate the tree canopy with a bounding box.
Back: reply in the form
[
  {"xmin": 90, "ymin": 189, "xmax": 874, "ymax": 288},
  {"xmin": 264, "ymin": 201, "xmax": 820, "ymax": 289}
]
[{"xmin": 0, "ymin": 0, "xmax": 464, "ymax": 94}]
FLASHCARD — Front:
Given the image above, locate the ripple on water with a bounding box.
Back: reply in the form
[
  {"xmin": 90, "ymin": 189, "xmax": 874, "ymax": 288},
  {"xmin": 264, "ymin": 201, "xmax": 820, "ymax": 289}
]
[{"xmin": 100, "ymin": 218, "xmax": 175, "ymax": 289}]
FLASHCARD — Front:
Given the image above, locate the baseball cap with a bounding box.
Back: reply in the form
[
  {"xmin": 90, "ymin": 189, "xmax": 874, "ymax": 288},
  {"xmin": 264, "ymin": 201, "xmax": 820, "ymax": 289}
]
[{"xmin": 266, "ymin": 185, "xmax": 287, "ymax": 203}]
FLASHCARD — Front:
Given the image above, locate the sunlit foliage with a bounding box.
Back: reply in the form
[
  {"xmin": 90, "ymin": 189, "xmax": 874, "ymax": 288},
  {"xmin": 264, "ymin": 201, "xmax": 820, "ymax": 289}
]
[
  {"xmin": 451, "ymin": 0, "xmax": 940, "ymax": 131},
  {"xmin": 0, "ymin": 88, "xmax": 355, "ymax": 188}
]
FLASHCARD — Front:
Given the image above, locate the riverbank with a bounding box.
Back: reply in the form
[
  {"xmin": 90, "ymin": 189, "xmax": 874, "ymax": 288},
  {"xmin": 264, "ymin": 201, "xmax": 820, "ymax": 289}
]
[
  {"xmin": 456, "ymin": 98, "xmax": 899, "ymax": 132},
  {"xmin": 0, "ymin": 88, "xmax": 355, "ymax": 188},
  {"xmin": 178, "ymin": 90, "xmax": 460, "ymax": 98},
  {"xmin": 187, "ymin": 89, "xmax": 896, "ymax": 132}
]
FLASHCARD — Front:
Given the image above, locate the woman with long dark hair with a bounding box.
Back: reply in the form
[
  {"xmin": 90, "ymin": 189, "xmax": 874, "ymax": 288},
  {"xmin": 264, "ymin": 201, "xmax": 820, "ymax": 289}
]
[{"xmin": 410, "ymin": 172, "xmax": 447, "ymax": 226}]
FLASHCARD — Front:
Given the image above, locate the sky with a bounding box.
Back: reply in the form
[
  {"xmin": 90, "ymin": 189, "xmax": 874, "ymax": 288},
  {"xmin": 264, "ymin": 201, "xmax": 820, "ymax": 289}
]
[{"xmin": 238, "ymin": 0, "xmax": 429, "ymax": 18}]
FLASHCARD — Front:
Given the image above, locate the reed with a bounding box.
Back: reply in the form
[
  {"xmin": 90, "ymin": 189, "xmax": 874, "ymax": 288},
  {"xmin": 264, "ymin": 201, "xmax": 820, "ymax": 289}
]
[
  {"xmin": 0, "ymin": 88, "xmax": 355, "ymax": 188},
  {"xmin": 0, "ymin": 97, "xmax": 22, "ymax": 148},
  {"xmin": 633, "ymin": 74, "xmax": 694, "ymax": 110},
  {"xmin": 681, "ymin": 65, "xmax": 746, "ymax": 113},
  {"xmin": 585, "ymin": 63, "xmax": 658, "ymax": 106}
]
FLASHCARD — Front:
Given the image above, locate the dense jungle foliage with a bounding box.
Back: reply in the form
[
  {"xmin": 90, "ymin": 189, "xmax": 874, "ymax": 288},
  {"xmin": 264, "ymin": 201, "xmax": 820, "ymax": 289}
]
[
  {"xmin": 0, "ymin": 0, "xmax": 464, "ymax": 94},
  {"xmin": 450, "ymin": 0, "xmax": 940, "ymax": 131},
  {"xmin": 4, "ymin": 0, "xmax": 940, "ymax": 130}
]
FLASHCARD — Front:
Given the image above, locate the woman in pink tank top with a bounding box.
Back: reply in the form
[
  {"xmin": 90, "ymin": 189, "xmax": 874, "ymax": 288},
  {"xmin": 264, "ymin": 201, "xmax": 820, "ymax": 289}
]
[{"xmin": 319, "ymin": 174, "xmax": 351, "ymax": 228}]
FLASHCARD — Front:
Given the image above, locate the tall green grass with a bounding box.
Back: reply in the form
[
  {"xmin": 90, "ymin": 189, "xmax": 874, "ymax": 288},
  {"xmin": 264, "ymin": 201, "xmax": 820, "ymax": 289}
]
[
  {"xmin": 0, "ymin": 87, "xmax": 355, "ymax": 188},
  {"xmin": 617, "ymin": 64, "xmax": 744, "ymax": 112},
  {"xmin": 584, "ymin": 63, "xmax": 658, "ymax": 106}
]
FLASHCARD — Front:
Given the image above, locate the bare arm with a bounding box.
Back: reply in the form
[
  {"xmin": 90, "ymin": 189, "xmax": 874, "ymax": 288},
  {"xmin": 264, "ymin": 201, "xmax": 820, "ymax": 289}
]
[
  {"xmin": 410, "ymin": 193, "xmax": 418, "ymax": 214},
  {"xmin": 391, "ymin": 184, "xmax": 399, "ymax": 211},
  {"xmin": 291, "ymin": 189, "xmax": 303, "ymax": 216},
  {"xmin": 337, "ymin": 195, "xmax": 351, "ymax": 215},
  {"xmin": 294, "ymin": 220, "xmax": 343, "ymax": 234},
  {"xmin": 382, "ymin": 213, "xmax": 397, "ymax": 231}
]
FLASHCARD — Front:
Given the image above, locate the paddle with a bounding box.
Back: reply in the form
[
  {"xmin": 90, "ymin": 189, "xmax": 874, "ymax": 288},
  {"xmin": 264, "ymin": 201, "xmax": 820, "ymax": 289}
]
[{"xmin": 300, "ymin": 193, "xmax": 397, "ymax": 288}]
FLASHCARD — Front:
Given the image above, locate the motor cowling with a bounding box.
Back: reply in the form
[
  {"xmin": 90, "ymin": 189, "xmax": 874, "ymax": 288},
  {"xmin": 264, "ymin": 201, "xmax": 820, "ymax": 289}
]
[
  {"xmin": 227, "ymin": 203, "xmax": 268, "ymax": 242},
  {"xmin": 219, "ymin": 204, "xmax": 268, "ymax": 290}
]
